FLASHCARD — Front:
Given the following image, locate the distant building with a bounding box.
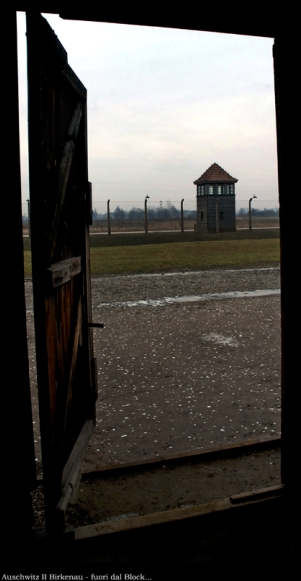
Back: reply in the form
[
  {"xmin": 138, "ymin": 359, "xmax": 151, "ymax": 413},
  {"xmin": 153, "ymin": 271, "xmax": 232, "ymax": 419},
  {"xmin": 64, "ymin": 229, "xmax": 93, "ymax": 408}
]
[{"xmin": 193, "ymin": 163, "xmax": 237, "ymax": 232}]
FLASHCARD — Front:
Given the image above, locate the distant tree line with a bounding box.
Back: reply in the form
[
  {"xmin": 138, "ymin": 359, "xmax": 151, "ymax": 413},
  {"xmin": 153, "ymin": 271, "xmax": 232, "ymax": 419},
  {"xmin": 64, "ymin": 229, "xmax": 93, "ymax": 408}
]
[
  {"xmin": 93, "ymin": 205, "xmax": 197, "ymax": 221},
  {"xmin": 237, "ymin": 207, "xmax": 279, "ymax": 217},
  {"xmin": 92, "ymin": 205, "xmax": 279, "ymax": 222},
  {"xmin": 22, "ymin": 205, "xmax": 279, "ymax": 227}
]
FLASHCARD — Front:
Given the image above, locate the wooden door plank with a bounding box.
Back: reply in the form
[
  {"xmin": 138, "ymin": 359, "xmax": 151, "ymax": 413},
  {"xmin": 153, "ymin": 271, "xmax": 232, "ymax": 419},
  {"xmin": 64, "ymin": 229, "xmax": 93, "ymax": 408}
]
[
  {"xmin": 56, "ymin": 418, "xmax": 94, "ymax": 529},
  {"xmin": 62, "ymin": 297, "xmax": 83, "ymax": 438},
  {"xmin": 27, "ymin": 13, "xmax": 96, "ymax": 531},
  {"xmin": 49, "ymin": 102, "xmax": 83, "ymax": 261}
]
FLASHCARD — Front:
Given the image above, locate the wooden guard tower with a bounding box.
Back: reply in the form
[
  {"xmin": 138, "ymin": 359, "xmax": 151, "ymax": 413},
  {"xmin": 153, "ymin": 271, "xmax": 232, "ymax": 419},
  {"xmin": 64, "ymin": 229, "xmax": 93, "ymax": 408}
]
[{"xmin": 194, "ymin": 163, "xmax": 238, "ymax": 232}]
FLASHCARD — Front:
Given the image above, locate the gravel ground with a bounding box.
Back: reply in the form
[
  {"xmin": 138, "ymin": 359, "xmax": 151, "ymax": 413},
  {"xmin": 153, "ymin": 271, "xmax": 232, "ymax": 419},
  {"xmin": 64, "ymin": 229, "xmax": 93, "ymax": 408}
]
[{"xmin": 25, "ymin": 265, "xmax": 281, "ymax": 468}]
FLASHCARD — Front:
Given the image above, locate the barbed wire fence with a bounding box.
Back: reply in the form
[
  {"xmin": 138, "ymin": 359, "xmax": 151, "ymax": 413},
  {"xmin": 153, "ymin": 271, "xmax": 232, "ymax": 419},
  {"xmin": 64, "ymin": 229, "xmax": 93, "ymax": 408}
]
[{"xmin": 21, "ymin": 198, "xmax": 279, "ymax": 234}]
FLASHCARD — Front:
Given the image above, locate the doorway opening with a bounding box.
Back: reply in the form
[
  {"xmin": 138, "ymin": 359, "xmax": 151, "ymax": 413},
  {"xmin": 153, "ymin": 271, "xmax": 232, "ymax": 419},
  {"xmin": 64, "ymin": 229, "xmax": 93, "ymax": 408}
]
[{"xmin": 18, "ymin": 12, "xmax": 281, "ymax": 527}]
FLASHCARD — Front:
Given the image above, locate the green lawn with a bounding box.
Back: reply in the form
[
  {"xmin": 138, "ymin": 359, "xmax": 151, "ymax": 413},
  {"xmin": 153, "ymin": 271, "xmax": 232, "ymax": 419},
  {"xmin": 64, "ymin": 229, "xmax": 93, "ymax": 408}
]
[
  {"xmin": 23, "ymin": 237, "xmax": 280, "ymax": 276},
  {"xmin": 90, "ymin": 238, "xmax": 279, "ymax": 275}
]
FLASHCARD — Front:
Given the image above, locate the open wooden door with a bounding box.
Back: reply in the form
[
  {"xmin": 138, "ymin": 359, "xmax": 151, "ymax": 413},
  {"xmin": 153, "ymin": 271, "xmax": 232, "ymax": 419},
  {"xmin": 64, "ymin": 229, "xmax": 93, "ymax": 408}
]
[{"xmin": 26, "ymin": 12, "xmax": 97, "ymax": 531}]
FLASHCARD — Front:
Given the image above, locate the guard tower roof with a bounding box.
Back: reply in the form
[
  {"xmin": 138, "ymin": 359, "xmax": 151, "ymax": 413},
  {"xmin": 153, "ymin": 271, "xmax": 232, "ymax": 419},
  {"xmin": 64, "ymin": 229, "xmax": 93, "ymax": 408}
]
[{"xmin": 193, "ymin": 163, "xmax": 238, "ymax": 185}]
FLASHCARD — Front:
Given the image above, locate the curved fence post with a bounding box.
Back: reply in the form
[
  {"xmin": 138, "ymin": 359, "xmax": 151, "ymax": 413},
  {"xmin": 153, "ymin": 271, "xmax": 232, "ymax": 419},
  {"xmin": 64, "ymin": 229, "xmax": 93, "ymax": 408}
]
[{"xmin": 107, "ymin": 199, "xmax": 111, "ymax": 235}]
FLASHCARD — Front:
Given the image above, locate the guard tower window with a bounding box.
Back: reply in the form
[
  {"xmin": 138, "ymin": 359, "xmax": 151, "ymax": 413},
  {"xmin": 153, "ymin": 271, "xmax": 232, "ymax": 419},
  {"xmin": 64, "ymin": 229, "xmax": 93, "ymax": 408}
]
[{"xmin": 197, "ymin": 185, "xmax": 205, "ymax": 196}]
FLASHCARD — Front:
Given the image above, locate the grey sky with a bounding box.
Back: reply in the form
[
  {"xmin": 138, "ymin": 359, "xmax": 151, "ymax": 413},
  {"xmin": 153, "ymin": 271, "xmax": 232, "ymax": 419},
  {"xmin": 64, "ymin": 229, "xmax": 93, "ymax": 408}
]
[{"xmin": 17, "ymin": 13, "xmax": 278, "ymax": 213}]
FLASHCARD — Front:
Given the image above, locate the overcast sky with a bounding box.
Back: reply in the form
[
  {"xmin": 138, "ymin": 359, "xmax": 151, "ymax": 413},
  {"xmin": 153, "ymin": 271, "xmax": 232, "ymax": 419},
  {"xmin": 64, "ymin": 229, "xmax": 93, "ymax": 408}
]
[{"xmin": 17, "ymin": 12, "xmax": 278, "ymax": 213}]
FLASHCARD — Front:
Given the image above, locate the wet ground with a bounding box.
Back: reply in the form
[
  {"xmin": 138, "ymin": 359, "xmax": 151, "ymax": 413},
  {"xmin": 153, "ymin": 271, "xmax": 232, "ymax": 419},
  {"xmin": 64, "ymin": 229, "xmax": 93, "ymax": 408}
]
[
  {"xmin": 26, "ymin": 264, "xmax": 282, "ymax": 528},
  {"xmin": 25, "ymin": 265, "xmax": 281, "ymax": 468}
]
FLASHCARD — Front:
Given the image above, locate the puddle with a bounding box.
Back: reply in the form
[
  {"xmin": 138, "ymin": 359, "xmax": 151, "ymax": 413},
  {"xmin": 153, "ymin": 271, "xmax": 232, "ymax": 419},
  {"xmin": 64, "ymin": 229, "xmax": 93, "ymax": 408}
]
[
  {"xmin": 100, "ymin": 267, "xmax": 279, "ymax": 281},
  {"xmin": 132, "ymin": 267, "xmax": 279, "ymax": 279},
  {"xmin": 200, "ymin": 333, "xmax": 240, "ymax": 347},
  {"xmin": 96, "ymin": 288, "xmax": 280, "ymax": 309}
]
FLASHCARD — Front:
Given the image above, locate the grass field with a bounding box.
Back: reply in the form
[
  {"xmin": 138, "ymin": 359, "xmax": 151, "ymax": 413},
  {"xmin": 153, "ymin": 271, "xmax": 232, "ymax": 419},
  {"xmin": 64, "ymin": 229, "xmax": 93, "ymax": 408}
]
[{"xmin": 23, "ymin": 229, "xmax": 280, "ymax": 276}]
